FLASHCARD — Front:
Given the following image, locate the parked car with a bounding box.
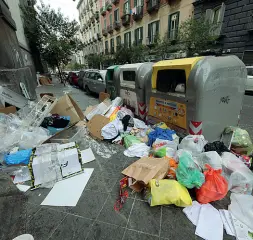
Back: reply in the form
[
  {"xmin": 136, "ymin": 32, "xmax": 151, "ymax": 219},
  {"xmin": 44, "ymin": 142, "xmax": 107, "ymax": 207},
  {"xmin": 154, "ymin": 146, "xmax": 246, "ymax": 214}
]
[
  {"xmin": 246, "ymin": 66, "xmax": 253, "ymax": 94},
  {"xmin": 83, "ymin": 69, "xmax": 107, "ymax": 94},
  {"xmin": 77, "ymin": 70, "xmax": 86, "ymax": 89}
]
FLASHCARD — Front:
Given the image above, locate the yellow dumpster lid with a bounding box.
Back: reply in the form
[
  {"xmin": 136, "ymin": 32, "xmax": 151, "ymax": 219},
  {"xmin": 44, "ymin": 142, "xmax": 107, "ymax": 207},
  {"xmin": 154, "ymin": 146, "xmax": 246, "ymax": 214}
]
[{"xmin": 153, "ymin": 57, "xmax": 203, "ymax": 68}]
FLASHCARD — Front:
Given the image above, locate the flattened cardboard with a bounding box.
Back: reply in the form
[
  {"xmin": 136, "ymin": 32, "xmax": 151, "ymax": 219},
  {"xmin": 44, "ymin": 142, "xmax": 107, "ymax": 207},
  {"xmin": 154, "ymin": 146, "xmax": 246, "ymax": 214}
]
[
  {"xmin": 51, "ymin": 94, "xmax": 84, "ymax": 124},
  {"xmin": 84, "ymin": 105, "xmax": 97, "ymax": 118},
  {"xmin": 0, "ymin": 106, "xmax": 17, "ymax": 114},
  {"xmin": 86, "ymin": 115, "xmax": 110, "ymax": 140},
  {"xmin": 99, "ymin": 92, "xmax": 110, "ymax": 103}
]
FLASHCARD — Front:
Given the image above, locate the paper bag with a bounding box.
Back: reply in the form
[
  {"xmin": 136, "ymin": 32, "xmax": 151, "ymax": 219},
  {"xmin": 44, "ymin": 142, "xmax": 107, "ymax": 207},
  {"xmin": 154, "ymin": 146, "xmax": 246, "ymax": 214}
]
[
  {"xmin": 122, "ymin": 157, "xmax": 169, "ymax": 188},
  {"xmin": 51, "ymin": 94, "xmax": 84, "ymax": 124}
]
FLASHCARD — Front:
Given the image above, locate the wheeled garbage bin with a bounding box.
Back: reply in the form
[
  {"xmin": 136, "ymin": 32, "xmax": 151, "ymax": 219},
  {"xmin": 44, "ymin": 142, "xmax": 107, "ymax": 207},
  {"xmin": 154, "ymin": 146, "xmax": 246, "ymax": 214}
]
[
  {"xmin": 106, "ymin": 65, "xmax": 120, "ymax": 100},
  {"xmin": 146, "ymin": 56, "xmax": 247, "ymax": 141}
]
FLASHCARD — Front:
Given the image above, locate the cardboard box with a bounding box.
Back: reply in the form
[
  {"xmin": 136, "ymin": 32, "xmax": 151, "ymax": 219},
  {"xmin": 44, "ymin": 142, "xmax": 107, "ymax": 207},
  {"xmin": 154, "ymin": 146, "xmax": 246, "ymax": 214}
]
[
  {"xmin": 51, "ymin": 94, "xmax": 84, "ymax": 124},
  {"xmin": 0, "ymin": 106, "xmax": 17, "ymax": 114},
  {"xmin": 99, "ymin": 92, "xmax": 110, "ymax": 103}
]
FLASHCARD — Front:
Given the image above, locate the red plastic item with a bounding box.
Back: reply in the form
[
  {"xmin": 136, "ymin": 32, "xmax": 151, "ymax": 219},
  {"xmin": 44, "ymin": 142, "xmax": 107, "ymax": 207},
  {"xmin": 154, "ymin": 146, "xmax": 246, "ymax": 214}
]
[{"xmin": 196, "ymin": 164, "xmax": 228, "ymax": 204}]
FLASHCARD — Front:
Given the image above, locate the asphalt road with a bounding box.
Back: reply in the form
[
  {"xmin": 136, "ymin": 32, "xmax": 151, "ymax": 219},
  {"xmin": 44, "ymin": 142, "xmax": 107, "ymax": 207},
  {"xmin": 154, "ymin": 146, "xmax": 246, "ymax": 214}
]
[{"xmin": 240, "ymin": 94, "xmax": 253, "ymax": 139}]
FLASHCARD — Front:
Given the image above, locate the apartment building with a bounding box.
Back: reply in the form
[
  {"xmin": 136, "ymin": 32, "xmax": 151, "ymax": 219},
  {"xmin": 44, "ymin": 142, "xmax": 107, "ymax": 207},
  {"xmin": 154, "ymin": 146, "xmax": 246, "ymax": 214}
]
[
  {"xmin": 99, "ymin": 0, "xmax": 194, "ymax": 55},
  {"xmin": 77, "ymin": 0, "xmax": 104, "ymax": 64},
  {"xmin": 194, "ymin": 0, "xmax": 253, "ymax": 65}
]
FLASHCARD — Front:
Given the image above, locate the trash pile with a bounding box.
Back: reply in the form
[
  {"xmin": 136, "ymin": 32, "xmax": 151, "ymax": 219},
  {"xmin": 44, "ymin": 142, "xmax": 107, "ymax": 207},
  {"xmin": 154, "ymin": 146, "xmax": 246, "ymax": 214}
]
[{"xmin": 1, "ymin": 93, "xmax": 253, "ymax": 240}]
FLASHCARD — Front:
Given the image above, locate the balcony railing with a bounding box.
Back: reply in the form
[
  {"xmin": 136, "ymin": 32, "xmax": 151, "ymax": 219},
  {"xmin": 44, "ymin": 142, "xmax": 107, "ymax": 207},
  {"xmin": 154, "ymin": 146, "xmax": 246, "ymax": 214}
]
[
  {"xmin": 114, "ymin": 21, "xmax": 121, "ymax": 30},
  {"xmin": 95, "ymin": 11, "xmax": 99, "ymax": 20},
  {"xmin": 121, "ymin": 13, "xmax": 130, "ymax": 26},
  {"xmin": 91, "ymin": 16, "xmax": 95, "ymax": 23},
  {"xmin": 106, "ymin": 2, "xmax": 112, "ymax": 11},
  {"xmin": 107, "ymin": 24, "xmax": 113, "ymax": 33},
  {"xmin": 133, "ymin": 6, "xmax": 143, "ymax": 21},
  {"xmin": 112, "ymin": 0, "xmax": 119, "ymax": 5},
  {"xmin": 100, "ymin": 6, "xmax": 106, "ymax": 16},
  {"xmin": 102, "ymin": 28, "xmax": 108, "ymax": 36},
  {"xmin": 147, "ymin": 0, "xmax": 160, "ymax": 14},
  {"xmin": 97, "ymin": 33, "xmax": 102, "ymax": 40}
]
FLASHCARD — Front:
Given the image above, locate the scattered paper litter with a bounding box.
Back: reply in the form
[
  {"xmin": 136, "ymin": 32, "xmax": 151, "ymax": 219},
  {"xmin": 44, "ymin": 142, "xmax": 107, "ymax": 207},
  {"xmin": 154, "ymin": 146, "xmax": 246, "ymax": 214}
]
[
  {"xmin": 219, "ymin": 210, "xmax": 235, "ymax": 236},
  {"xmin": 231, "ymin": 214, "xmax": 253, "ymax": 240},
  {"xmin": 16, "ymin": 184, "xmax": 31, "ymax": 192},
  {"xmin": 183, "ymin": 201, "xmax": 201, "ymax": 226},
  {"xmin": 81, "ymin": 148, "xmax": 95, "ymax": 164},
  {"xmin": 41, "ymin": 168, "xmax": 94, "ymax": 207},
  {"xmin": 195, "ymin": 203, "xmax": 223, "ymax": 240}
]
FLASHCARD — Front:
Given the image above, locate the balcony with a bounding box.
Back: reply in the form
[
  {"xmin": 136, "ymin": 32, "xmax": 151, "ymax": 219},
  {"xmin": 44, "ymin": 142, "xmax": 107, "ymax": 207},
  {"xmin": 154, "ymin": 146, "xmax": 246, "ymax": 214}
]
[
  {"xmin": 147, "ymin": 0, "xmax": 160, "ymax": 14},
  {"xmin": 121, "ymin": 14, "xmax": 130, "ymax": 26},
  {"xmin": 102, "ymin": 28, "xmax": 108, "ymax": 36},
  {"xmin": 114, "ymin": 21, "xmax": 121, "ymax": 30},
  {"xmin": 112, "ymin": 0, "xmax": 119, "ymax": 5},
  {"xmin": 88, "ymin": 20, "xmax": 91, "ymax": 26},
  {"xmin": 91, "ymin": 16, "xmax": 95, "ymax": 23},
  {"xmin": 133, "ymin": 6, "xmax": 143, "ymax": 21},
  {"xmin": 106, "ymin": 3, "xmax": 112, "ymax": 11},
  {"xmin": 100, "ymin": 6, "xmax": 106, "ymax": 16},
  {"xmin": 107, "ymin": 24, "xmax": 114, "ymax": 34}
]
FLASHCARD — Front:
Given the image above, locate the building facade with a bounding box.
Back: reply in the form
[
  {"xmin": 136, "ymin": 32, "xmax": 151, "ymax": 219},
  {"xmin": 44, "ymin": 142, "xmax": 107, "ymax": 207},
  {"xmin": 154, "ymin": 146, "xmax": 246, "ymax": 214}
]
[
  {"xmin": 99, "ymin": 0, "xmax": 194, "ymax": 55},
  {"xmin": 194, "ymin": 0, "xmax": 253, "ymax": 65},
  {"xmin": 77, "ymin": 0, "xmax": 104, "ymax": 65}
]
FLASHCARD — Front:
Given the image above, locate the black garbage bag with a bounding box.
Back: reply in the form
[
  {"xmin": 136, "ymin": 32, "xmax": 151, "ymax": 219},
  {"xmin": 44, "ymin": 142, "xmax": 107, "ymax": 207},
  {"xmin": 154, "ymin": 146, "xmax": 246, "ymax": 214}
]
[{"xmin": 204, "ymin": 141, "xmax": 230, "ymax": 155}]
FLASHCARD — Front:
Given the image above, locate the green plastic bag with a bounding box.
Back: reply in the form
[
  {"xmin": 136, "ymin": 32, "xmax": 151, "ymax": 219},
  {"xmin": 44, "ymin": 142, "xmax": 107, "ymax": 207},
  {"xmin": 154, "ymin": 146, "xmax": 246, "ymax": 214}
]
[
  {"xmin": 124, "ymin": 135, "xmax": 141, "ymax": 148},
  {"xmin": 176, "ymin": 152, "xmax": 205, "ymax": 189}
]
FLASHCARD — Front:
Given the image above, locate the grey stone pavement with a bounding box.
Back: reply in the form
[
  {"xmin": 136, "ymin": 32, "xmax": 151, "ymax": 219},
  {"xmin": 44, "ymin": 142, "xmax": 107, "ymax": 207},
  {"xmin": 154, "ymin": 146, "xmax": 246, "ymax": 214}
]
[{"xmin": 23, "ymin": 80, "xmax": 253, "ymax": 240}]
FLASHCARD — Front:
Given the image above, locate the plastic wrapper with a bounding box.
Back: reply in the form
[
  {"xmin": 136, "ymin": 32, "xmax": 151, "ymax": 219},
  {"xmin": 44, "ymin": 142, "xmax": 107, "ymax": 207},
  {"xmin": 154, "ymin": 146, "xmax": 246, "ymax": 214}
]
[
  {"xmin": 221, "ymin": 152, "xmax": 253, "ymax": 194},
  {"xmin": 101, "ymin": 119, "xmax": 123, "ymax": 140},
  {"xmin": 195, "ymin": 151, "xmax": 222, "ymax": 171},
  {"xmin": 133, "ymin": 118, "xmax": 147, "ymax": 129},
  {"xmin": 146, "ymin": 179, "xmax": 192, "ymax": 207},
  {"xmin": 178, "ymin": 135, "xmax": 207, "ymax": 156},
  {"xmin": 11, "ymin": 166, "xmax": 31, "ymax": 183},
  {"xmin": 124, "ymin": 135, "xmax": 142, "ymax": 148},
  {"xmin": 4, "ymin": 149, "xmax": 32, "ymax": 165},
  {"xmin": 152, "ymin": 138, "xmax": 178, "ymax": 158},
  {"xmin": 204, "ymin": 141, "xmax": 230, "ymax": 155},
  {"xmin": 124, "ymin": 143, "xmax": 150, "ymax": 158},
  {"xmin": 176, "ymin": 151, "xmax": 205, "ymax": 189},
  {"xmin": 196, "ymin": 165, "xmax": 228, "ymax": 203},
  {"xmin": 228, "ymin": 193, "xmax": 253, "ymax": 230}
]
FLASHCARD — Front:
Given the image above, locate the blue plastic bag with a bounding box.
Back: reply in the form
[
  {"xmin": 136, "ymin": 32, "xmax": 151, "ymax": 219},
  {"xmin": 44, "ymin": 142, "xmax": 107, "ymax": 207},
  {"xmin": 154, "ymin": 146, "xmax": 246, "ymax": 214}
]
[
  {"xmin": 148, "ymin": 127, "xmax": 176, "ymax": 146},
  {"xmin": 4, "ymin": 149, "xmax": 32, "ymax": 165}
]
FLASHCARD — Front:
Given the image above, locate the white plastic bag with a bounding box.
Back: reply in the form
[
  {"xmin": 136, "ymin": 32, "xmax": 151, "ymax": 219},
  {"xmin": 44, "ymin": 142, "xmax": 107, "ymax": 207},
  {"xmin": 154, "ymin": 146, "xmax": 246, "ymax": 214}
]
[
  {"xmin": 221, "ymin": 152, "xmax": 253, "ymax": 194},
  {"xmin": 229, "ymin": 193, "xmax": 253, "ymax": 230},
  {"xmin": 133, "ymin": 118, "xmax": 147, "ymax": 129},
  {"xmin": 196, "ymin": 151, "xmax": 222, "ymax": 171},
  {"xmin": 124, "ymin": 143, "xmax": 150, "ymax": 158},
  {"xmin": 178, "ymin": 135, "xmax": 207, "ymax": 157},
  {"xmin": 101, "ymin": 119, "xmax": 123, "ymax": 139}
]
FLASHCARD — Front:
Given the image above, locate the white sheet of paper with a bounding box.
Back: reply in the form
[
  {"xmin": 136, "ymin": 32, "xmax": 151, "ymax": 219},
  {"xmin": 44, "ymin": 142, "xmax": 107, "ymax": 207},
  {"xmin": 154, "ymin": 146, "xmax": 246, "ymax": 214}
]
[
  {"xmin": 16, "ymin": 184, "xmax": 31, "ymax": 192},
  {"xmin": 81, "ymin": 148, "xmax": 95, "ymax": 164},
  {"xmin": 231, "ymin": 214, "xmax": 253, "ymax": 240},
  {"xmin": 219, "ymin": 210, "xmax": 235, "ymax": 236},
  {"xmin": 195, "ymin": 204, "xmax": 223, "ymax": 240},
  {"xmin": 57, "ymin": 148, "xmax": 81, "ymax": 177},
  {"xmin": 57, "ymin": 142, "xmax": 75, "ymax": 151},
  {"xmin": 41, "ymin": 168, "xmax": 94, "ymax": 207},
  {"xmin": 183, "ymin": 201, "xmax": 201, "ymax": 226}
]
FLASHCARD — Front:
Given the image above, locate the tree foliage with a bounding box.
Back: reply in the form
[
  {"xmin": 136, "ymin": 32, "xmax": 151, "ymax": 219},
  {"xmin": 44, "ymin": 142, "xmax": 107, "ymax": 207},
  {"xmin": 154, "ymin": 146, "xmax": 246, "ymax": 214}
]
[
  {"xmin": 22, "ymin": 1, "xmax": 83, "ymax": 80},
  {"xmin": 179, "ymin": 17, "xmax": 218, "ymax": 57}
]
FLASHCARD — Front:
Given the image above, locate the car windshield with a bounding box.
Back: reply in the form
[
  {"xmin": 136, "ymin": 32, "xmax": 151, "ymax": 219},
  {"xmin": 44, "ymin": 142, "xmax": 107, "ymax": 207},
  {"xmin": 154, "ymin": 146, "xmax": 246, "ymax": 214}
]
[{"xmin": 247, "ymin": 68, "xmax": 253, "ymax": 76}]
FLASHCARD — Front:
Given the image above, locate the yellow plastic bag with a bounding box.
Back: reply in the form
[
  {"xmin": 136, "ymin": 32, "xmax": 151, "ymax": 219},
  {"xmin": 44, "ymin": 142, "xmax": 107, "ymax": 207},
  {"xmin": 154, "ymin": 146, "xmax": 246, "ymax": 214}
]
[{"xmin": 148, "ymin": 179, "xmax": 192, "ymax": 207}]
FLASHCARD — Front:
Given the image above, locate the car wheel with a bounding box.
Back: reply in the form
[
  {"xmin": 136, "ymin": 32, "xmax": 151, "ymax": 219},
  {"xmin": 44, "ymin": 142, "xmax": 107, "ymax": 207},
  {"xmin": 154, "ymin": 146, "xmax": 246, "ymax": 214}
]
[{"xmin": 85, "ymin": 86, "xmax": 91, "ymax": 95}]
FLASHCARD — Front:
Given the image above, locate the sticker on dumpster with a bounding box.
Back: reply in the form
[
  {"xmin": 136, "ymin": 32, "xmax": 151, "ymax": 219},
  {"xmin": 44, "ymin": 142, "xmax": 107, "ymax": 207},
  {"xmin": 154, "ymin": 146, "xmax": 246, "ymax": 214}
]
[{"xmin": 120, "ymin": 89, "xmax": 138, "ymax": 115}]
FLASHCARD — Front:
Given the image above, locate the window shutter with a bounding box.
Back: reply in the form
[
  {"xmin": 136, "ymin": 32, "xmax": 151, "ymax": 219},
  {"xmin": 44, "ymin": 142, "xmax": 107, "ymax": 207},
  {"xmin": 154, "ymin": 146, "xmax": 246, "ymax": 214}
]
[
  {"xmin": 124, "ymin": 34, "xmax": 127, "ymax": 47},
  {"xmin": 140, "ymin": 27, "xmax": 143, "ymax": 40},
  {"xmin": 129, "ymin": 32, "xmax": 131, "ymax": 47},
  {"xmin": 135, "ymin": 29, "xmax": 137, "ymax": 45},
  {"xmin": 175, "ymin": 12, "xmax": 180, "ymax": 38},
  {"xmin": 156, "ymin": 21, "xmax": 159, "ymax": 35},
  {"xmin": 148, "ymin": 23, "xmax": 151, "ymax": 43},
  {"xmin": 168, "ymin": 14, "xmax": 172, "ymax": 38},
  {"xmin": 134, "ymin": 0, "xmax": 137, "ymax": 7}
]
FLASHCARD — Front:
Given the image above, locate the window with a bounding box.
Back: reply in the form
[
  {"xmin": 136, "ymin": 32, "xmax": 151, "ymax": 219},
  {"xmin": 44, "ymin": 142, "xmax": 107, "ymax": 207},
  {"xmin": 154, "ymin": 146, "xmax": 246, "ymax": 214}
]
[
  {"xmin": 89, "ymin": 72, "xmax": 96, "ymax": 79},
  {"xmin": 109, "ymin": 14, "xmax": 112, "ymax": 25},
  {"xmin": 156, "ymin": 69, "xmax": 186, "ymax": 94},
  {"xmin": 105, "ymin": 40, "xmax": 109, "ymax": 54},
  {"xmin": 116, "ymin": 36, "xmax": 121, "ymax": 49},
  {"xmin": 205, "ymin": 3, "xmax": 225, "ymax": 36},
  {"xmin": 148, "ymin": 21, "xmax": 159, "ymax": 44},
  {"xmin": 110, "ymin": 38, "xmax": 115, "ymax": 53},
  {"xmin": 168, "ymin": 12, "xmax": 179, "ymax": 40},
  {"xmin": 124, "ymin": 0, "xmax": 130, "ymax": 14},
  {"xmin": 134, "ymin": 0, "xmax": 143, "ymax": 7},
  {"xmin": 124, "ymin": 32, "xmax": 131, "ymax": 48},
  {"xmin": 134, "ymin": 27, "xmax": 143, "ymax": 45},
  {"xmin": 104, "ymin": 18, "xmax": 107, "ymax": 29},
  {"xmin": 94, "ymin": 73, "xmax": 103, "ymax": 81},
  {"xmin": 114, "ymin": 9, "xmax": 119, "ymax": 22}
]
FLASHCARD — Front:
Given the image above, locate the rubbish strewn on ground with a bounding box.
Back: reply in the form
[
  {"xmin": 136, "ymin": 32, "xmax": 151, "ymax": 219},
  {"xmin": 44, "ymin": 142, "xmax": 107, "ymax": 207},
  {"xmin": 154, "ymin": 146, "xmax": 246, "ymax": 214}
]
[{"xmin": 1, "ymin": 90, "xmax": 253, "ymax": 240}]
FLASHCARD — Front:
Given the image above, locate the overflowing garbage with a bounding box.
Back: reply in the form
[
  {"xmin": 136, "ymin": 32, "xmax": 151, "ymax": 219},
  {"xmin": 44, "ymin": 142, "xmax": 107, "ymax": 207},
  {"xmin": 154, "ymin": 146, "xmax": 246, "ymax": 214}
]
[{"xmin": 1, "ymin": 92, "xmax": 253, "ymax": 240}]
